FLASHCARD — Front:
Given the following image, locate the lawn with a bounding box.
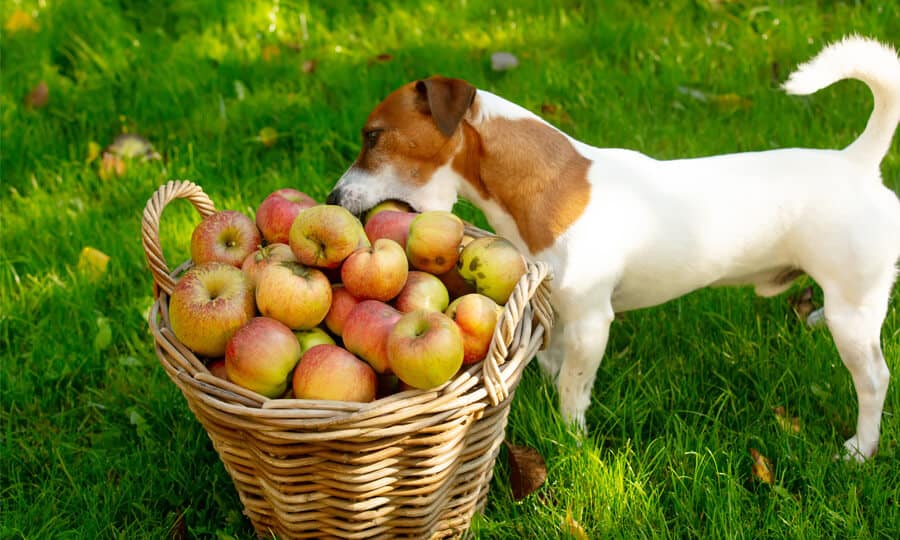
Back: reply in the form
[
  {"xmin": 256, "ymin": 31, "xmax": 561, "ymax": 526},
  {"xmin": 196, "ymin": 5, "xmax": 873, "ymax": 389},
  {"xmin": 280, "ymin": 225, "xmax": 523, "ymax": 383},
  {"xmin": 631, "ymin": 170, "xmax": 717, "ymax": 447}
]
[{"xmin": 2, "ymin": 0, "xmax": 899, "ymax": 538}]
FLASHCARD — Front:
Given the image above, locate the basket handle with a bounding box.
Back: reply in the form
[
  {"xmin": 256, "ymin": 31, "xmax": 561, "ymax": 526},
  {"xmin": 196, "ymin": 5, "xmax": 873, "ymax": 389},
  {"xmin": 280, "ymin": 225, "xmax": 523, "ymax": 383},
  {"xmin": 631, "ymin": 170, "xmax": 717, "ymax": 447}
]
[
  {"xmin": 482, "ymin": 260, "xmax": 554, "ymax": 406},
  {"xmin": 141, "ymin": 180, "xmax": 216, "ymax": 297}
]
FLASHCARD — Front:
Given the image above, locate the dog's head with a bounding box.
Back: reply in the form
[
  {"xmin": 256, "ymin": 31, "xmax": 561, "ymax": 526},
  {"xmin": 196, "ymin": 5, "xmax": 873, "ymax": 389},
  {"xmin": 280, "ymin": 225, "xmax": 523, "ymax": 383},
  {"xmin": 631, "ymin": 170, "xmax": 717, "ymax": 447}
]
[{"xmin": 326, "ymin": 76, "xmax": 477, "ymax": 216}]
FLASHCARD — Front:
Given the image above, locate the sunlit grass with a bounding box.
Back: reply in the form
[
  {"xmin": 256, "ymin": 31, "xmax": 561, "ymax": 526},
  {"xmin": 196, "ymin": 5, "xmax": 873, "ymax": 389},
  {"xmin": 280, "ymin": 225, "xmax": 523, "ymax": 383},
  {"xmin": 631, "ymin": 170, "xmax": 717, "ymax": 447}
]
[{"xmin": 2, "ymin": 0, "xmax": 898, "ymax": 538}]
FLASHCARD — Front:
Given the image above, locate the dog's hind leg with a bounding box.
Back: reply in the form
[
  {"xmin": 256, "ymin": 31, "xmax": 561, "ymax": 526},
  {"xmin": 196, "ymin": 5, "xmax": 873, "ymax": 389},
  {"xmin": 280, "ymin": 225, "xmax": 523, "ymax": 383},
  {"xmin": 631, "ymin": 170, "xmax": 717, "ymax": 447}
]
[
  {"xmin": 822, "ymin": 275, "xmax": 893, "ymax": 461},
  {"xmin": 556, "ymin": 296, "xmax": 615, "ymax": 432}
]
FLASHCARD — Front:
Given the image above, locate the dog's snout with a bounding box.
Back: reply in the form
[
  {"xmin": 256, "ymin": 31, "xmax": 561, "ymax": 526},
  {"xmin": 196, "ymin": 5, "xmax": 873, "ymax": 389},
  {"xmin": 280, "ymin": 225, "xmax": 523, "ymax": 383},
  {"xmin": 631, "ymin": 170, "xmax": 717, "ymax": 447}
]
[{"xmin": 325, "ymin": 187, "xmax": 343, "ymax": 206}]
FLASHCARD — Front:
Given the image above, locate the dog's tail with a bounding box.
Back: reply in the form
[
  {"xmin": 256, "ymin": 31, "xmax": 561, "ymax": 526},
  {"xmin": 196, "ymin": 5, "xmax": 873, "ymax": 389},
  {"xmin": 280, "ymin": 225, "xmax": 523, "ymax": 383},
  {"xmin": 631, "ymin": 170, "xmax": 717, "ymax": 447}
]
[{"xmin": 782, "ymin": 35, "xmax": 900, "ymax": 168}]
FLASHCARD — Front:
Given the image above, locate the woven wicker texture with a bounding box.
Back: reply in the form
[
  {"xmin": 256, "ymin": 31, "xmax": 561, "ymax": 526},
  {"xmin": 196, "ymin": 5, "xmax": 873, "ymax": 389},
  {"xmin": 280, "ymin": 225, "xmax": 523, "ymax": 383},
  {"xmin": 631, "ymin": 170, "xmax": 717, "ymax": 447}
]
[{"xmin": 142, "ymin": 180, "xmax": 553, "ymax": 539}]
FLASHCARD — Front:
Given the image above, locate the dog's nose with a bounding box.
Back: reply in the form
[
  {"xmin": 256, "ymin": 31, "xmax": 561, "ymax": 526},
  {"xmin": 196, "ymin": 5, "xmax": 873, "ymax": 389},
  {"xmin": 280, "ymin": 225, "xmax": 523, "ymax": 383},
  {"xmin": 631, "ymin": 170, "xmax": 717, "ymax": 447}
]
[{"xmin": 325, "ymin": 188, "xmax": 343, "ymax": 206}]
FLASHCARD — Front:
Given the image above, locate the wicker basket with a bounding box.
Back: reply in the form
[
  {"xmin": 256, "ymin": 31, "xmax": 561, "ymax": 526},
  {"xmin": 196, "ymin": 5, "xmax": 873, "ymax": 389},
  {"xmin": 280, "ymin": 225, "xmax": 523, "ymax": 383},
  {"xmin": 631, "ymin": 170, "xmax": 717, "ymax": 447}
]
[{"xmin": 141, "ymin": 180, "xmax": 554, "ymax": 539}]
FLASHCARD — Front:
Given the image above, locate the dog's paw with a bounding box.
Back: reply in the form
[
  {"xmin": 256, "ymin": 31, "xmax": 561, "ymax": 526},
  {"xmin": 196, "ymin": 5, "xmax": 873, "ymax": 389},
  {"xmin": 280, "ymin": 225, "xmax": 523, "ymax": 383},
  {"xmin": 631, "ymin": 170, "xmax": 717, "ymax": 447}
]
[{"xmin": 834, "ymin": 435, "xmax": 875, "ymax": 463}]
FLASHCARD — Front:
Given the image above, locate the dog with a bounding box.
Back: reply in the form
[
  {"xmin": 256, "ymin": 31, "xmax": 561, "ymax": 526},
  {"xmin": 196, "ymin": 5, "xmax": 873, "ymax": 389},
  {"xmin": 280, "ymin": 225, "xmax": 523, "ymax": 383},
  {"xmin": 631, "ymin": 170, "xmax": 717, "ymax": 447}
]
[{"xmin": 326, "ymin": 36, "xmax": 900, "ymax": 461}]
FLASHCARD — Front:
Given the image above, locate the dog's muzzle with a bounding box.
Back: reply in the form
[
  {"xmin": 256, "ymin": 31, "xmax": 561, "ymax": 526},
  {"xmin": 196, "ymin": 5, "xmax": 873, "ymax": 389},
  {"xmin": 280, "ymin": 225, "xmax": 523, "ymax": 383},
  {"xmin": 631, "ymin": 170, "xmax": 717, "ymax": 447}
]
[{"xmin": 325, "ymin": 187, "xmax": 344, "ymax": 206}]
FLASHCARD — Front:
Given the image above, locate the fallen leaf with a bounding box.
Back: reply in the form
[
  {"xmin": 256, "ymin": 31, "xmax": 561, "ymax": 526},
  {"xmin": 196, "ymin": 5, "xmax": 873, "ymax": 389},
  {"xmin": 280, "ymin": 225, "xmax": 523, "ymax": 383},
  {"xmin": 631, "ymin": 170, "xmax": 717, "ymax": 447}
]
[
  {"xmin": 24, "ymin": 81, "xmax": 48, "ymax": 108},
  {"xmin": 301, "ymin": 59, "xmax": 317, "ymax": 74},
  {"xmin": 491, "ymin": 51, "xmax": 519, "ymax": 71},
  {"xmin": 369, "ymin": 53, "xmax": 393, "ymax": 65},
  {"xmin": 167, "ymin": 510, "xmax": 187, "ymax": 540},
  {"xmin": 94, "ymin": 317, "xmax": 113, "ymax": 351},
  {"xmin": 258, "ymin": 127, "xmax": 278, "ymax": 148},
  {"xmin": 98, "ymin": 153, "xmax": 126, "ymax": 180},
  {"xmin": 78, "ymin": 246, "xmax": 110, "ymax": 280},
  {"xmin": 104, "ymin": 133, "xmax": 160, "ymax": 161},
  {"xmin": 505, "ymin": 441, "xmax": 547, "ymax": 500},
  {"xmin": 4, "ymin": 9, "xmax": 39, "ymax": 33},
  {"xmin": 773, "ymin": 406, "xmax": 801, "ymax": 433},
  {"xmin": 563, "ymin": 508, "xmax": 589, "ymax": 540},
  {"xmin": 749, "ymin": 447, "xmax": 774, "ymax": 485},
  {"xmin": 261, "ymin": 44, "xmax": 281, "ymax": 62},
  {"xmin": 540, "ymin": 103, "xmax": 558, "ymax": 115},
  {"xmin": 710, "ymin": 92, "xmax": 752, "ymax": 112},
  {"xmin": 86, "ymin": 141, "xmax": 102, "ymax": 164}
]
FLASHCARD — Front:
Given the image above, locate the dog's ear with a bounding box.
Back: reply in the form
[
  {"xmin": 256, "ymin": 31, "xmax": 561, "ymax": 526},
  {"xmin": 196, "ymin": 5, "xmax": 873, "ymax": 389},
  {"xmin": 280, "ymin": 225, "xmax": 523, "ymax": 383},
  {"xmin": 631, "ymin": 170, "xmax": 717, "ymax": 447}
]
[{"xmin": 415, "ymin": 77, "xmax": 476, "ymax": 137}]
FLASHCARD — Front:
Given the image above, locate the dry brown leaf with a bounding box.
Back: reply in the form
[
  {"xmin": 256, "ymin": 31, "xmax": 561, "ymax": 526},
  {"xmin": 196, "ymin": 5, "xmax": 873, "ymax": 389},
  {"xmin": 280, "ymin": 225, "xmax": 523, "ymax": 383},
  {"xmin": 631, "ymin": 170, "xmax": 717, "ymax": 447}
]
[
  {"xmin": 301, "ymin": 59, "xmax": 317, "ymax": 74},
  {"xmin": 773, "ymin": 406, "xmax": 801, "ymax": 434},
  {"xmin": 711, "ymin": 92, "xmax": 752, "ymax": 112},
  {"xmin": 749, "ymin": 447, "xmax": 774, "ymax": 485},
  {"xmin": 505, "ymin": 441, "xmax": 547, "ymax": 500},
  {"xmin": 790, "ymin": 286, "xmax": 818, "ymax": 320},
  {"xmin": 370, "ymin": 53, "xmax": 394, "ymax": 64},
  {"xmin": 98, "ymin": 153, "xmax": 126, "ymax": 180},
  {"xmin": 563, "ymin": 508, "xmax": 589, "ymax": 540},
  {"xmin": 24, "ymin": 81, "xmax": 48, "ymax": 108},
  {"xmin": 261, "ymin": 44, "xmax": 281, "ymax": 62}
]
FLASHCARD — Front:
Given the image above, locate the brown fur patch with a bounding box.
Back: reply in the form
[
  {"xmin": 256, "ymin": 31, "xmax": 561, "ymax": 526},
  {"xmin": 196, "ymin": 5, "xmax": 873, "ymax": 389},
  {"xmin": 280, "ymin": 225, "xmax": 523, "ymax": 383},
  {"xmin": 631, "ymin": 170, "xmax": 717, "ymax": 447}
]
[
  {"xmin": 351, "ymin": 82, "xmax": 462, "ymax": 187},
  {"xmin": 453, "ymin": 117, "xmax": 591, "ymax": 253}
]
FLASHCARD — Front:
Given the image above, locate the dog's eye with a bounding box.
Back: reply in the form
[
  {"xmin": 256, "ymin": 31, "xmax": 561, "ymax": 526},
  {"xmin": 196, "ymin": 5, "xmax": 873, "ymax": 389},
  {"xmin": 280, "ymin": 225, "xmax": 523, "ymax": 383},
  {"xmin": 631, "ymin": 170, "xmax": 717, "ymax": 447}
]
[{"xmin": 364, "ymin": 129, "xmax": 383, "ymax": 149}]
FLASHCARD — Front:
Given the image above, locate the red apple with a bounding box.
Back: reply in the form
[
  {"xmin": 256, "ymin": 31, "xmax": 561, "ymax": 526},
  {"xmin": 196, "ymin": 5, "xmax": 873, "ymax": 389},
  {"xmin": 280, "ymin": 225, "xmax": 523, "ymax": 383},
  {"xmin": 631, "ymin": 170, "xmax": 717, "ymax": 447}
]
[
  {"xmin": 190, "ymin": 210, "xmax": 261, "ymax": 267},
  {"xmin": 294, "ymin": 326, "xmax": 336, "ymax": 353},
  {"xmin": 240, "ymin": 242, "xmax": 296, "ymax": 289},
  {"xmin": 289, "ymin": 204, "xmax": 369, "ymax": 269},
  {"xmin": 292, "ymin": 344, "xmax": 377, "ymax": 402},
  {"xmin": 364, "ymin": 210, "xmax": 418, "ymax": 249},
  {"xmin": 207, "ymin": 359, "xmax": 229, "ymax": 381},
  {"xmin": 387, "ymin": 310, "xmax": 464, "ymax": 390},
  {"xmin": 445, "ymin": 293, "xmax": 503, "ymax": 365},
  {"xmin": 405, "ymin": 211, "xmax": 464, "ymax": 274},
  {"xmin": 457, "ymin": 236, "xmax": 527, "ymax": 304},
  {"xmin": 169, "ymin": 262, "xmax": 256, "ymax": 357},
  {"xmin": 225, "ymin": 316, "xmax": 302, "ymax": 398},
  {"xmin": 256, "ymin": 261, "xmax": 332, "ymax": 330},
  {"xmin": 393, "ymin": 271, "xmax": 450, "ymax": 313},
  {"xmin": 256, "ymin": 188, "xmax": 317, "ymax": 244},
  {"xmin": 341, "ymin": 238, "xmax": 408, "ymax": 301},
  {"xmin": 324, "ymin": 284, "xmax": 361, "ymax": 337},
  {"xmin": 364, "ymin": 200, "xmax": 413, "ymax": 224},
  {"xmin": 342, "ymin": 300, "xmax": 402, "ymax": 373},
  {"xmin": 437, "ymin": 265, "xmax": 476, "ymax": 300}
]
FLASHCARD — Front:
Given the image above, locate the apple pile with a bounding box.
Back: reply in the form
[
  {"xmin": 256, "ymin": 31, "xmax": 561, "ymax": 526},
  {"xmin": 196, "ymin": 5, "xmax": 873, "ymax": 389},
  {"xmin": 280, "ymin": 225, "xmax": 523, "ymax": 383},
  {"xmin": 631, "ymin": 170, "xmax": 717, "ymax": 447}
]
[{"xmin": 167, "ymin": 189, "xmax": 527, "ymax": 403}]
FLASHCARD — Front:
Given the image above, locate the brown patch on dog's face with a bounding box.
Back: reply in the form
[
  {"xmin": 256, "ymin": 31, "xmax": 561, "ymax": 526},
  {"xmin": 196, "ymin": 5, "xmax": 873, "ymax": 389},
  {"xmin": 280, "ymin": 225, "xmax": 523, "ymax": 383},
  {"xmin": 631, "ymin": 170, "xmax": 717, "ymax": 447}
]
[{"xmin": 451, "ymin": 116, "xmax": 591, "ymax": 253}]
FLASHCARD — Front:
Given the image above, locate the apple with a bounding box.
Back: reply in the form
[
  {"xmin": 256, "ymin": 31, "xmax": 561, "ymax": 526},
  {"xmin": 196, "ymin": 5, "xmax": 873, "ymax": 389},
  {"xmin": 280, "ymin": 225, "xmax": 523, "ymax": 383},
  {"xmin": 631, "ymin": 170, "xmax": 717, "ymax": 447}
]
[
  {"xmin": 393, "ymin": 271, "xmax": 450, "ymax": 313},
  {"xmin": 341, "ymin": 238, "xmax": 408, "ymax": 301},
  {"xmin": 457, "ymin": 236, "xmax": 527, "ymax": 304},
  {"xmin": 292, "ymin": 344, "xmax": 377, "ymax": 402},
  {"xmin": 294, "ymin": 326, "xmax": 336, "ymax": 353},
  {"xmin": 364, "ymin": 200, "xmax": 413, "ymax": 224},
  {"xmin": 207, "ymin": 359, "xmax": 229, "ymax": 381},
  {"xmin": 256, "ymin": 261, "xmax": 332, "ymax": 330},
  {"xmin": 169, "ymin": 262, "xmax": 256, "ymax": 357},
  {"xmin": 256, "ymin": 188, "xmax": 317, "ymax": 244},
  {"xmin": 225, "ymin": 316, "xmax": 302, "ymax": 398},
  {"xmin": 324, "ymin": 284, "xmax": 361, "ymax": 337},
  {"xmin": 445, "ymin": 293, "xmax": 503, "ymax": 365},
  {"xmin": 289, "ymin": 204, "xmax": 369, "ymax": 269},
  {"xmin": 387, "ymin": 310, "xmax": 464, "ymax": 390},
  {"xmin": 436, "ymin": 265, "xmax": 476, "ymax": 300},
  {"xmin": 240, "ymin": 242, "xmax": 296, "ymax": 289},
  {"xmin": 342, "ymin": 300, "xmax": 402, "ymax": 373},
  {"xmin": 190, "ymin": 210, "xmax": 261, "ymax": 267},
  {"xmin": 405, "ymin": 211, "xmax": 465, "ymax": 274},
  {"xmin": 363, "ymin": 210, "xmax": 418, "ymax": 249}
]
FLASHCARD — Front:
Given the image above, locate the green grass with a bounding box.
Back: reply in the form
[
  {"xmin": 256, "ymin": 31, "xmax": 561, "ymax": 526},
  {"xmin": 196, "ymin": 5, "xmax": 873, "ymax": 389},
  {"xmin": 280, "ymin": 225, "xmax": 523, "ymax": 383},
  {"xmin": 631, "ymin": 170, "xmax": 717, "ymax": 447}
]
[{"xmin": 2, "ymin": 0, "xmax": 899, "ymax": 538}]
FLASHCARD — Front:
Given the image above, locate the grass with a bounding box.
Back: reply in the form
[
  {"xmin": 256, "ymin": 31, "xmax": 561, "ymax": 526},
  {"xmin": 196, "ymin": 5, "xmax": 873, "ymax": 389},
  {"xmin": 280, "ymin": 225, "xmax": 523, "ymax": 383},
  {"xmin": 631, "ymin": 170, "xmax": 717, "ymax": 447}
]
[{"xmin": 1, "ymin": 0, "xmax": 898, "ymax": 538}]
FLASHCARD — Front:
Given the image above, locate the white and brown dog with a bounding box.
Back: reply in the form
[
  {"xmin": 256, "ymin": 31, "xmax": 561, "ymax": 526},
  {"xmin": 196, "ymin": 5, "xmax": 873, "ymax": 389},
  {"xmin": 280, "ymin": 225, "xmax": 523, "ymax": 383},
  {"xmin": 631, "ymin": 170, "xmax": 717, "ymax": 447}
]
[{"xmin": 327, "ymin": 36, "xmax": 900, "ymax": 461}]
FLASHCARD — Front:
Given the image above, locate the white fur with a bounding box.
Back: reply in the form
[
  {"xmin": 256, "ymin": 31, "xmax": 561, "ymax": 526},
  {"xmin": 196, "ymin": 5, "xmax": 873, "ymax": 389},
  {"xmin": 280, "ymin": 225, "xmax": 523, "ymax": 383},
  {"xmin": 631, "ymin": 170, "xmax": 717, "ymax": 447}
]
[{"xmin": 332, "ymin": 37, "xmax": 900, "ymax": 461}]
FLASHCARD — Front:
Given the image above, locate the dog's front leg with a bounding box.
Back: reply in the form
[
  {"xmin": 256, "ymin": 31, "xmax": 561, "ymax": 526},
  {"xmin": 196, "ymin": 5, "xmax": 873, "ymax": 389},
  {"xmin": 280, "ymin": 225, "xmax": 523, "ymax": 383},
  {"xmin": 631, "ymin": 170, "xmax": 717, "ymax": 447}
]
[
  {"xmin": 536, "ymin": 316, "xmax": 565, "ymax": 380},
  {"xmin": 556, "ymin": 295, "xmax": 615, "ymax": 432}
]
